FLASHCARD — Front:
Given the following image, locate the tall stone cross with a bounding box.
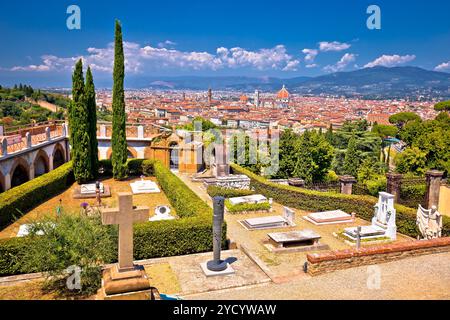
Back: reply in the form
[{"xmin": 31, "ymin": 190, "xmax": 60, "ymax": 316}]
[{"xmin": 101, "ymin": 192, "xmax": 149, "ymax": 271}]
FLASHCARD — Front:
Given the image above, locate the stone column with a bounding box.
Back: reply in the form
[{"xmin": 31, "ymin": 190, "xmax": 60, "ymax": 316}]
[
  {"xmin": 100, "ymin": 124, "xmax": 106, "ymax": 138},
  {"xmin": 25, "ymin": 132, "xmax": 32, "ymax": 148},
  {"xmin": 386, "ymin": 173, "xmax": 402, "ymax": 203},
  {"xmin": 339, "ymin": 175, "xmax": 356, "ymax": 195},
  {"xmin": 426, "ymin": 170, "xmax": 444, "ymax": 209},
  {"xmin": 45, "ymin": 127, "xmax": 51, "ymax": 141},
  {"xmin": 1, "ymin": 138, "xmax": 7, "ymax": 156},
  {"xmin": 137, "ymin": 125, "xmax": 144, "ymax": 139},
  {"xmin": 207, "ymin": 196, "xmax": 227, "ymax": 272},
  {"xmin": 4, "ymin": 173, "xmax": 11, "ymax": 191}
]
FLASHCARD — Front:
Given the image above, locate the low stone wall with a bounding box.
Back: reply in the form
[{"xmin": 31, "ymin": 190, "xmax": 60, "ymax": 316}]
[{"xmin": 307, "ymin": 237, "xmax": 450, "ymax": 276}]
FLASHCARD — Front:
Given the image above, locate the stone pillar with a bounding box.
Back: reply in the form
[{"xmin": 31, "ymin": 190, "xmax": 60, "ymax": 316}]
[
  {"xmin": 4, "ymin": 173, "xmax": 11, "ymax": 191},
  {"xmin": 100, "ymin": 124, "xmax": 106, "ymax": 138},
  {"xmin": 207, "ymin": 196, "xmax": 227, "ymax": 272},
  {"xmin": 1, "ymin": 138, "xmax": 7, "ymax": 156},
  {"xmin": 62, "ymin": 123, "xmax": 68, "ymax": 137},
  {"xmin": 339, "ymin": 175, "xmax": 356, "ymax": 195},
  {"xmin": 29, "ymin": 164, "xmax": 35, "ymax": 180},
  {"xmin": 426, "ymin": 170, "xmax": 444, "ymax": 209},
  {"xmin": 0, "ymin": 125, "xmax": 4, "ymax": 136},
  {"xmin": 137, "ymin": 125, "xmax": 144, "ymax": 139},
  {"xmin": 386, "ymin": 173, "xmax": 402, "ymax": 203},
  {"xmin": 45, "ymin": 127, "xmax": 51, "ymax": 141},
  {"xmin": 25, "ymin": 132, "xmax": 32, "ymax": 148},
  {"xmin": 48, "ymin": 154, "xmax": 54, "ymax": 171}
]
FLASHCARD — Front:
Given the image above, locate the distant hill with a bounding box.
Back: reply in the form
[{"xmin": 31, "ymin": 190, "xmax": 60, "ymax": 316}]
[{"xmin": 139, "ymin": 66, "xmax": 450, "ymax": 99}]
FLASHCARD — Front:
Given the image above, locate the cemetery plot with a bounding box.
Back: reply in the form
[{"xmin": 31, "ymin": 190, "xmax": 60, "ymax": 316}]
[
  {"xmin": 239, "ymin": 206, "xmax": 296, "ymax": 231},
  {"xmin": 73, "ymin": 182, "xmax": 112, "ymax": 199},
  {"xmin": 0, "ymin": 177, "xmax": 176, "ymax": 240}
]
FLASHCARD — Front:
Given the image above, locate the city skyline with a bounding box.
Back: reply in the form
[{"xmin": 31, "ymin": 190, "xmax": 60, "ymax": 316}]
[{"xmin": 0, "ymin": 0, "xmax": 450, "ymax": 87}]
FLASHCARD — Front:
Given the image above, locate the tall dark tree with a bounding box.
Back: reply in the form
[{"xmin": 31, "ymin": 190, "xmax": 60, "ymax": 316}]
[
  {"xmin": 85, "ymin": 67, "xmax": 99, "ymax": 178},
  {"xmin": 342, "ymin": 134, "xmax": 359, "ymax": 177},
  {"xmin": 111, "ymin": 20, "xmax": 128, "ymax": 180},
  {"xmin": 70, "ymin": 59, "xmax": 93, "ymax": 183}
]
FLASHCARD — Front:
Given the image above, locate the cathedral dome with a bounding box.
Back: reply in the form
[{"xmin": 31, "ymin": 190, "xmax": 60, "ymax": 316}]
[{"xmin": 276, "ymin": 85, "xmax": 289, "ymax": 99}]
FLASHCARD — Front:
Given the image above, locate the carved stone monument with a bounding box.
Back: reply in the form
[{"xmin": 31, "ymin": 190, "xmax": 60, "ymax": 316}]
[
  {"xmin": 416, "ymin": 205, "xmax": 442, "ymax": 240},
  {"xmin": 98, "ymin": 193, "xmax": 156, "ymax": 300},
  {"xmin": 344, "ymin": 192, "xmax": 397, "ymax": 241}
]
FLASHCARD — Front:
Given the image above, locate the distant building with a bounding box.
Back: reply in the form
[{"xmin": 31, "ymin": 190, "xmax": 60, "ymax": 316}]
[
  {"xmin": 254, "ymin": 90, "xmax": 260, "ymax": 108},
  {"xmin": 276, "ymin": 85, "xmax": 290, "ymax": 108}
]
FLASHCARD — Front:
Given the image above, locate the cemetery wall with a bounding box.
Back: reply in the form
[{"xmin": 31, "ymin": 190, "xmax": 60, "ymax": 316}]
[
  {"xmin": 231, "ymin": 164, "xmax": 450, "ymax": 238},
  {"xmin": 0, "ymin": 159, "xmax": 226, "ymax": 276},
  {"xmin": 306, "ymin": 237, "xmax": 450, "ymax": 275}
]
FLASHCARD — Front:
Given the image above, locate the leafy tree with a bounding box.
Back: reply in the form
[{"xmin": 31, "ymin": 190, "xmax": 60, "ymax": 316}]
[
  {"xmin": 85, "ymin": 67, "xmax": 99, "ymax": 179},
  {"xmin": 276, "ymin": 129, "xmax": 300, "ymax": 178},
  {"xmin": 372, "ymin": 124, "xmax": 398, "ymax": 138},
  {"xmin": 183, "ymin": 116, "xmax": 217, "ymax": 131},
  {"xmin": 111, "ymin": 20, "xmax": 128, "ymax": 180},
  {"xmin": 389, "ymin": 112, "xmax": 421, "ymax": 129},
  {"xmin": 342, "ymin": 134, "xmax": 359, "ymax": 177},
  {"xmin": 434, "ymin": 100, "xmax": 450, "ymax": 112},
  {"xmin": 395, "ymin": 147, "xmax": 427, "ymax": 176},
  {"xmin": 293, "ymin": 130, "xmax": 334, "ymax": 183},
  {"xmin": 325, "ymin": 123, "xmax": 334, "ymax": 144}
]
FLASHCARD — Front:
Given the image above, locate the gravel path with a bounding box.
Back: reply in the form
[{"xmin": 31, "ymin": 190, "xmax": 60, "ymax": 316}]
[{"xmin": 186, "ymin": 251, "xmax": 450, "ymax": 300}]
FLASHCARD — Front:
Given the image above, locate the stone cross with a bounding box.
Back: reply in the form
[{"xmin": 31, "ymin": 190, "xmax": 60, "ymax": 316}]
[{"xmin": 101, "ymin": 193, "xmax": 149, "ymax": 271}]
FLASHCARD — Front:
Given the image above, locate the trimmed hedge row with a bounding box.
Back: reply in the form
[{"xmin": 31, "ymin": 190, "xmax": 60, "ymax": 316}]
[
  {"xmin": 206, "ymin": 185, "xmax": 255, "ymax": 199},
  {"xmin": 231, "ymin": 164, "xmax": 450, "ymax": 238},
  {"xmin": 225, "ymin": 200, "xmax": 271, "ymax": 213},
  {"xmin": 0, "ymin": 162, "xmax": 74, "ymax": 229},
  {"xmin": 0, "ymin": 160, "xmax": 225, "ymax": 276}
]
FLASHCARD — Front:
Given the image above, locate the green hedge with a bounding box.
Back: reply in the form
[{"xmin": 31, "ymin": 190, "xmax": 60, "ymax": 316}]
[
  {"xmin": 0, "ymin": 160, "xmax": 226, "ymax": 276},
  {"xmin": 0, "ymin": 162, "xmax": 74, "ymax": 229},
  {"xmin": 225, "ymin": 200, "xmax": 271, "ymax": 213},
  {"xmin": 231, "ymin": 164, "xmax": 450, "ymax": 238},
  {"xmin": 206, "ymin": 185, "xmax": 255, "ymax": 199}
]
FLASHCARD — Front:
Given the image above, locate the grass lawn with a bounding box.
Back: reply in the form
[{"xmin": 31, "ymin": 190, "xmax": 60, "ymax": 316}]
[{"xmin": 0, "ymin": 176, "xmax": 176, "ymax": 239}]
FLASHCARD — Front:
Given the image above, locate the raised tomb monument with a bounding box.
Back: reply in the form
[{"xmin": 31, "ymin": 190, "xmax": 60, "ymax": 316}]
[
  {"xmin": 304, "ymin": 210, "xmax": 355, "ymax": 226},
  {"xmin": 240, "ymin": 206, "xmax": 296, "ymax": 230},
  {"xmin": 202, "ymin": 144, "xmax": 250, "ymax": 190},
  {"xmin": 344, "ymin": 192, "xmax": 397, "ymax": 241}
]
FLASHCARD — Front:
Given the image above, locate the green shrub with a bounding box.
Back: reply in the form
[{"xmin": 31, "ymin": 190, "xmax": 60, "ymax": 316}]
[
  {"xmin": 399, "ymin": 184, "xmax": 427, "ymax": 208},
  {"xmin": 0, "ymin": 162, "xmax": 74, "ymax": 229},
  {"xmin": 22, "ymin": 214, "xmax": 116, "ymax": 295},
  {"xmin": 365, "ymin": 176, "xmax": 387, "ymax": 196},
  {"xmin": 225, "ymin": 200, "xmax": 271, "ymax": 213},
  {"xmin": 206, "ymin": 186, "xmax": 255, "ymax": 199},
  {"xmin": 231, "ymin": 164, "xmax": 450, "ymax": 238}
]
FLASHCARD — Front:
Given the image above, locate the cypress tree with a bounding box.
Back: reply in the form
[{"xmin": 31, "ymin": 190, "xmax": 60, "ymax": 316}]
[
  {"xmin": 342, "ymin": 134, "xmax": 359, "ymax": 177},
  {"xmin": 85, "ymin": 67, "xmax": 99, "ymax": 178},
  {"xmin": 70, "ymin": 59, "xmax": 93, "ymax": 184},
  {"xmin": 111, "ymin": 20, "xmax": 128, "ymax": 180}
]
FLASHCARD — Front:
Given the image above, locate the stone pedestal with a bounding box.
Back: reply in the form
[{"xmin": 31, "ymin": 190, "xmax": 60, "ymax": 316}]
[
  {"xmin": 426, "ymin": 170, "xmax": 444, "ymax": 209},
  {"xmin": 339, "ymin": 175, "xmax": 356, "ymax": 195},
  {"xmin": 98, "ymin": 265, "xmax": 158, "ymax": 300},
  {"xmin": 386, "ymin": 173, "xmax": 402, "ymax": 203}
]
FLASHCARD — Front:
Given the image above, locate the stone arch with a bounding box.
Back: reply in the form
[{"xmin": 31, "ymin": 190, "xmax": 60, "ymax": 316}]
[
  {"xmin": 52, "ymin": 143, "xmax": 66, "ymax": 169},
  {"xmin": 107, "ymin": 146, "xmax": 138, "ymax": 159},
  {"xmin": 10, "ymin": 157, "xmax": 30, "ymax": 188},
  {"xmin": 33, "ymin": 150, "xmax": 49, "ymax": 177}
]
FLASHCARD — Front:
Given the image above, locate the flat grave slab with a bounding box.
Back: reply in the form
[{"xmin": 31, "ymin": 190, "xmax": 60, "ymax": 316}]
[
  {"xmin": 239, "ymin": 216, "xmax": 289, "ymax": 231},
  {"xmin": 73, "ymin": 184, "xmax": 111, "ymax": 199},
  {"xmin": 343, "ymin": 225, "xmax": 386, "ymax": 241},
  {"xmin": 130, "ymin": 180, "xmax": 161, "ymax": 194},
  {"xmin": 304, "ymin": 210, "xmax": 354, "ymax": 225},
  {"xmin": 265, "ymin": 229, "xmax": 329, "ymax": 253},
  {"xmin": 228, "ymin": 194, "xmax": 268, "ymax": 206}
]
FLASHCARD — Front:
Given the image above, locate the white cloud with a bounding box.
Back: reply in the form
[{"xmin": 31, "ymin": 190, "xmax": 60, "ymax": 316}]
[
  {"xmin": 319, "ymin": 41, "xmax": 351, "ymax": 52},
  {"xmin": 323, "ymin": 53, "xmax": 356, "ymax": 73},
  {"xmin": 7, "ymin": 43, "xmax": 300, "ymax": 73},
  {"xmin": 302, "ymin": 48, "xmax": 318, "ymax": 63},
  {"xmin": 435, "ymin": 61, "xmax": 450, "ymax": 72},
  {"xmin": 364, "ymin": 54, "xmax": 416, "ymax": 68},
  {"xmin": 306, "ymin": 64, "xmax": 318, "ymax": 68},
  {"xmin": 157, "ymin": 40, "xmax": 177, "ymax": 48}
]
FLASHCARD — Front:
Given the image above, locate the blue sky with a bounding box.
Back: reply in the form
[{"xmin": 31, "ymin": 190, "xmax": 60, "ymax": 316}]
[{"xmin": 0, "ymin": 0, "xmax": 449, "ymax": 87}]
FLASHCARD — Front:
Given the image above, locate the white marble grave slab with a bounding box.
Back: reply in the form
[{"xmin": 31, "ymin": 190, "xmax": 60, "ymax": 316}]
[
  {"xmin": 304, "ymin": 210, "xmax": 353, "ymax": 225},
  {"xmin": 80, "ymin": 183, "xmax": 104, "ymax": 194},
  {"xmin": 149, "ymin": 205, "xmax": 175, "ymax": 221},
  {"xmin": 228, "ymin": 194, "xmax": 267, "ymax": 206},
  {"xmin": 130, "ymin": 180, "xmax": 161, "ymax": 194},
  {"xmin": 343, "ymin": 225, "xmax": 386, "ymax": 240}
]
